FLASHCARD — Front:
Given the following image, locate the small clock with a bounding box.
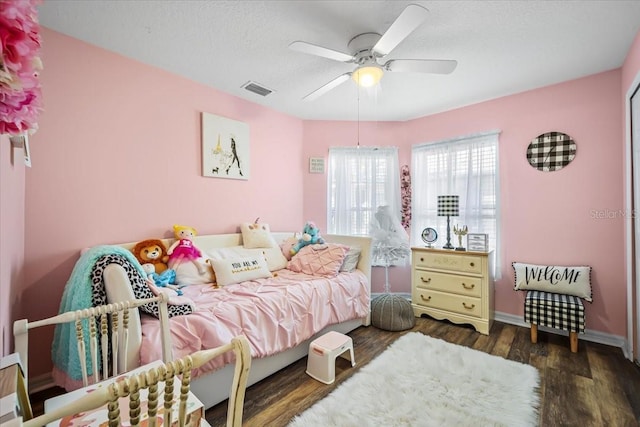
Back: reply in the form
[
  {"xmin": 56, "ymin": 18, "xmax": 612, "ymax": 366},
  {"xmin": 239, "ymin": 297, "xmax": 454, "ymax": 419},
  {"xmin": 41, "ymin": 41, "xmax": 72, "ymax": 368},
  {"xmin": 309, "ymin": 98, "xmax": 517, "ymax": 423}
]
[
  {"xmin": 526, "ymin": 132, "xmax": 576, "ymax": 172},
  {"xmin": 421, "ymin": 227, "xmax": 438, "ymax": 247}
]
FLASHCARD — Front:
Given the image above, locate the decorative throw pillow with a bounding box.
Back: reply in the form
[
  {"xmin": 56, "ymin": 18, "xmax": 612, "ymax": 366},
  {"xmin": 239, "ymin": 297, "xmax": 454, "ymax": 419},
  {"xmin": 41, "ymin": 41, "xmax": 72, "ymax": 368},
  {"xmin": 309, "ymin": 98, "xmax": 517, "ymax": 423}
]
[
  {"xmin": 339, "ymin": 246, "xmax": 361, "ymax": 272},
  {"xmin": 240, "ymin": 222, "xmax": 278, "ymax": 248},
  {"xmin": 210, "ymin": 255, "xmax": 272, "ymax": 287},
  {"xmin": 287, "ymin": 243, "xmax": 349, "ymax": 278},
  {"xmin": 174, "ymin": 259, "xmax": 216, "ymax": 286},
  {"xmin": 206, "ymin": 246, "xmax": 287, "ymax": 272},
  {"xmin": 512, "ymin": 262, "xmax": 592, "ymax": 302},
  {"xmin": 279, "ymin": 236, "xmax": 299, "ymax": 261}
]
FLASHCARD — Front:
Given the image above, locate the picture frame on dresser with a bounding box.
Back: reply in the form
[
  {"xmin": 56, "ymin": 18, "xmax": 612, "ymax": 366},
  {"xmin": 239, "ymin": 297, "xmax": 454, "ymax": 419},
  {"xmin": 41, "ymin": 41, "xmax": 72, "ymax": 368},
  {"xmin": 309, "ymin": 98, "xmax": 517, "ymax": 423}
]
[{"xmin": 467, "ymin": 233, "xmax": 488, "ymax": 252}]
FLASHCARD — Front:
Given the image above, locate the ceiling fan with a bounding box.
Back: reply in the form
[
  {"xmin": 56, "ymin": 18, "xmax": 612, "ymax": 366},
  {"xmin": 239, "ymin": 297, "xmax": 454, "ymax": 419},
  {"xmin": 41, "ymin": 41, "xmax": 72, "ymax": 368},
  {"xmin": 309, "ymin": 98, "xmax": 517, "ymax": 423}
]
[{"xmin": 289, "ymin": 4, "xmax": 458, "ymax": 101}]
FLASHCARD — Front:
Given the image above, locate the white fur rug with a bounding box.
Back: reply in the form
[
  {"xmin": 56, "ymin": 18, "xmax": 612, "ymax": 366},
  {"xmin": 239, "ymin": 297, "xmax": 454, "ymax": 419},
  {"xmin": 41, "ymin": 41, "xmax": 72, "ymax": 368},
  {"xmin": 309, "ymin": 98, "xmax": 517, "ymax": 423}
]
[{"xmin": 289, "ymin": 332, "xmax": 540, "ymax": 427}]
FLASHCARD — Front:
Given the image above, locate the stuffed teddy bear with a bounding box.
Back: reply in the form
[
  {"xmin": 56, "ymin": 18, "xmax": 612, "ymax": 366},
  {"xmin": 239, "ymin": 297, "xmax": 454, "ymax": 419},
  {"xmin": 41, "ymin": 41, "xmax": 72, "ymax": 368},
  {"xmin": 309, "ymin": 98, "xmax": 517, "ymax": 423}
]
[
  {"xmin": 132, "ymin": 239, "xmax": 169, "ymax": 273},
  {"xmin": 290, "ymin": 221, "xmax": 325, "ymax": 256},
  {"xmin": 167, "ymin": 224, "xmax": 205, "ymax": 274}
]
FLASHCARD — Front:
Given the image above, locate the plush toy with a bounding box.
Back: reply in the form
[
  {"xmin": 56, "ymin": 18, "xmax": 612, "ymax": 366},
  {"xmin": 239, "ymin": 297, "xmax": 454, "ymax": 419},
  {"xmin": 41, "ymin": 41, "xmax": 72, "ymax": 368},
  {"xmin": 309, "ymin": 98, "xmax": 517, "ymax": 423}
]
[
  {"xmin": 132, "ymin": 239, "xmax": 169, "ymax": 273},
  {"xmin": 290, "ymin": 221, "xmax": 325, "ymax": 256},
  {"xmin": 167, "ymin": 224, "xmax": 205, "ymax": 274},
  {"xmin": 141, "ymin": 263, "xmax": 182, "ymax": 295}
]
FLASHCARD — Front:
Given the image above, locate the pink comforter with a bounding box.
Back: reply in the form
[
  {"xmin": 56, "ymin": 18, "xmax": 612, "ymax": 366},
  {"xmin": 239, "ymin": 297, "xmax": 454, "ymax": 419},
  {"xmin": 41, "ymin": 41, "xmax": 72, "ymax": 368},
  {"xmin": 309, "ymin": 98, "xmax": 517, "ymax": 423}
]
[{"xmin": 140, "ymin": 269, "xmax": 369, "ymax": 378}]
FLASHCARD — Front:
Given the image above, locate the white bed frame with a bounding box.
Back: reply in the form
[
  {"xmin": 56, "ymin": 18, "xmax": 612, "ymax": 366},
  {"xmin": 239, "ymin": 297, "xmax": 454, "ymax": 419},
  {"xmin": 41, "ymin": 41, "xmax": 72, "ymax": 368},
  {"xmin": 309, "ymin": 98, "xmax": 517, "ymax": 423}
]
[{"xmin": 102, "ymin": 232, "xmax": 372, "ymax": 409}]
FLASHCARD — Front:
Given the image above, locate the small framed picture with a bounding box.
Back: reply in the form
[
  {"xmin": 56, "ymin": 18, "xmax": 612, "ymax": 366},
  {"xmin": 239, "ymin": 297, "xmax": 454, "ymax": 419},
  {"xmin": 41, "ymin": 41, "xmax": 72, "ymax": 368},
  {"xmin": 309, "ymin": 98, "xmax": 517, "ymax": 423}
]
[
  {"xmin": 467, "ymin": 233, "xmax": 488, "ymax": 252},
  {"xmin": 9, "ymin": 134, "xmax": 31, "ymax": 167}
]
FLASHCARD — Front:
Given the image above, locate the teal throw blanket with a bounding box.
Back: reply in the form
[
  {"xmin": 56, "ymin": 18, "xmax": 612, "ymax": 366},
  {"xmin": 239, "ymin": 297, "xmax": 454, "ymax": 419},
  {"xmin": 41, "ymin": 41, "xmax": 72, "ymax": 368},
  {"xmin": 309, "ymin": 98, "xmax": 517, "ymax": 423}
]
[{"xmin": 51, "ymin": 245, "xmax": 146, "ymax": 382}]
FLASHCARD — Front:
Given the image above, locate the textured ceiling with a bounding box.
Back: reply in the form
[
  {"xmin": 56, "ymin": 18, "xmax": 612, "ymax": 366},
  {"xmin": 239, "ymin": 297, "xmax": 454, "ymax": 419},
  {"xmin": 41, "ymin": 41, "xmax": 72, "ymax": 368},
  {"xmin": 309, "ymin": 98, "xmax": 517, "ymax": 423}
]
[{"xmin": 37, "ymin": 1, "xmax": 640, "ymax": 122}]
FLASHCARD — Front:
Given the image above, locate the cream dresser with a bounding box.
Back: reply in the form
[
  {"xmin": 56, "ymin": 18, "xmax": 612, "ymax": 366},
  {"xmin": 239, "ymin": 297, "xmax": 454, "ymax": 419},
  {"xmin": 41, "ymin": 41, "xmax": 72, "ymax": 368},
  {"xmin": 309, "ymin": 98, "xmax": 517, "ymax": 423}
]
[{"xmin": 411, "ymin": 247, "xmax": 494, "ymax": 335}]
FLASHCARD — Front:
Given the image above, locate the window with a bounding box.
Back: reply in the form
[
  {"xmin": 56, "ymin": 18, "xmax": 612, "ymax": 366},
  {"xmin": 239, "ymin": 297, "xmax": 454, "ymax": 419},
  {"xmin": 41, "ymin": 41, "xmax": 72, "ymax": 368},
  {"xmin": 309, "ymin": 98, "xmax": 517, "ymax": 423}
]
[
  {"xmin": 411, "ymin": 131, "xmax": 500, "ymax": 276},
  {"xmin": 327, "ymin": 147, "xmax": 401, "ymax": 237}
]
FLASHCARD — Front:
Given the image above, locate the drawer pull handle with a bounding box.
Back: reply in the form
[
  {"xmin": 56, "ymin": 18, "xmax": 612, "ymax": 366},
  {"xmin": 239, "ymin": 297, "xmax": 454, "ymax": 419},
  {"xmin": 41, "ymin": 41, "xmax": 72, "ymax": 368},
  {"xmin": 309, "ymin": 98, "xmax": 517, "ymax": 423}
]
[
  {"xmin": 462, "ymin": 283, "xmax": 475, "ymax": 290},
  {"xmin": 421, "ymin": 295, "xmax": 432, "ymax": 302},
  {"xmin": 420, "ymin": 257, "xmax": 424, "ymax": 262},
  {"xmin": 462, "ymin": 302, "xmax": 475, "ymax": 309},
  {"xmin": 421, "ymin": 277, "xmax": 432, "ymax": 284},
  {"xmin": 470, "ymin": 262, "xmax": 475, "ymax": 267}
]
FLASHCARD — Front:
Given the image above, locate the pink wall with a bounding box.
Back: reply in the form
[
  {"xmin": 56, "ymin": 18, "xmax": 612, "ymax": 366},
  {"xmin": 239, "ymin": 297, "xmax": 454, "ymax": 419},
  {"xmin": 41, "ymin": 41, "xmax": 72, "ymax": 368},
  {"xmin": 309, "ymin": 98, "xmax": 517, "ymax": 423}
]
[
  {"xmin": 9, "ymin": 26, "xmax": 637, "ymax": 381},
  {"xmin": 20, "ymin": 28, "xmax": 304, "ymax": 378},
  {"xmin": 0, "ymin": 135, "xmax": 26, "ymax": 358},
  {"xmin": 303, "ymin": 70, "xmax": 626, "ymax": 336}
]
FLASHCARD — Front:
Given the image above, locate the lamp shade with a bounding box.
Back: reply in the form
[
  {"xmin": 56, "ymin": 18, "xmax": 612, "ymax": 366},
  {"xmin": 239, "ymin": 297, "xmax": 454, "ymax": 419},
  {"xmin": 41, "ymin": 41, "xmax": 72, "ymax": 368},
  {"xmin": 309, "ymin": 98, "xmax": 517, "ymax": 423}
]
[{"xmin": 437, "ymin": 195, "xmax": 459, "ymax": 217}]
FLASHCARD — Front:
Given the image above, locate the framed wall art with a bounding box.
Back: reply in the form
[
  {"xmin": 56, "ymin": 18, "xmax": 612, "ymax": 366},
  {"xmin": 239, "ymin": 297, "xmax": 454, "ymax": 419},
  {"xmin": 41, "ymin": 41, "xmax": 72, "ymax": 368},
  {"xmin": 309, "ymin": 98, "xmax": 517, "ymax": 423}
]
[
  {"xmin": 9, "ymin": 134, "xmax": 31, "ymax": 167},
  {"xmin": 202, "ymin": 112, "xmax": 249, "ymax": 180}
]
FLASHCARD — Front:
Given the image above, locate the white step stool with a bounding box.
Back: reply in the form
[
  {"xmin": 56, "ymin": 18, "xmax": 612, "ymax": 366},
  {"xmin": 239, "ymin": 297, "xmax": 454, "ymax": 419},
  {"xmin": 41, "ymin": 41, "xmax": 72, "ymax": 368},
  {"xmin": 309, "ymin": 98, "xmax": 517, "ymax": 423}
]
[{"xmin": 306, "ymin": 331, "xmax": 355, "ymax": 384}]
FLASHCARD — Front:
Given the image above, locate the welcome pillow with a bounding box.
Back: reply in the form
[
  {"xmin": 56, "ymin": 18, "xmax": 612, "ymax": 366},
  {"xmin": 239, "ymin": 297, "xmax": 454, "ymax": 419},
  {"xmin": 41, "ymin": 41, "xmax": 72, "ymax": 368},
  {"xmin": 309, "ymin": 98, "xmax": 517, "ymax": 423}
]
[
  {"xmin": 512, "ymin": 262, "xmax": 592, "ymax": 302},
  {"xmin": 287, "ymin": 243, "xmax": 349, "ymax": 278}
]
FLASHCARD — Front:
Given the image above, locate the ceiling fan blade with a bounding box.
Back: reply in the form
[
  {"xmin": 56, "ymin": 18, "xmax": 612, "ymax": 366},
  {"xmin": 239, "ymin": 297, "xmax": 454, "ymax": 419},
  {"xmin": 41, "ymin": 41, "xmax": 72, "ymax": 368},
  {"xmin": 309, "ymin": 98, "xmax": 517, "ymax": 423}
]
[
  {"xmin": 289, "ymin": 41, "xmax": 354, "ymax": 63},
  {"xmin": 385, "ymin": 59, "xmax": 458, "ymax": 74},
  {"xmin": 372, "ymin": 4, "xmax": 429, "ymax": 57},
  {"xmin": 303, "ymin": 73, "xmax": 352, "ymax": 101}
]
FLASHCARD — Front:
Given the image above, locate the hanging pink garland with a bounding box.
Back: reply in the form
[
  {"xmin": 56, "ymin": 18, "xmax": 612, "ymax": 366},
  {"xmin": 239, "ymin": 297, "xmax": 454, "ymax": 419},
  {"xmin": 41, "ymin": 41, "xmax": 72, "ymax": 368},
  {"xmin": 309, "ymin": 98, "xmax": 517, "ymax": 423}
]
[
  {"xmin": 0, "ymin": 0, "xmax": 43, "ymax": 135},
  {"xmin": 400, "ymin": 164, "xmax": 411, "ymax": 230}
]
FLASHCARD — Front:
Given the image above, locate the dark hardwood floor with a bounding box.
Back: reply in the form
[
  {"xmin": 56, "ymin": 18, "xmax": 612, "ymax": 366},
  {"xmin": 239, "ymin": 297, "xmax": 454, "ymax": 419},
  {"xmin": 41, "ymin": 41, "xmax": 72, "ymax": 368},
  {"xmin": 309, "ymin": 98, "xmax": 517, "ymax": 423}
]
[
  {"xmin": 208, "ymin": 317, "xmax": 640, "ymax": 427},
  {"xmin": 30, "ymin": 317, "xmax": 640, "ymax": 426}
]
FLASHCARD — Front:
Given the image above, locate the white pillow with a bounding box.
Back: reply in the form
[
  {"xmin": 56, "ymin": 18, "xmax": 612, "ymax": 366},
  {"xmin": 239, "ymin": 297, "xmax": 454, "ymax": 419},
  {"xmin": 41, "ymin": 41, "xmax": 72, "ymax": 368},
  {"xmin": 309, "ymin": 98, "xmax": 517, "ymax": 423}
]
[
  {"xmin": 240, "ymin": 222, "xmax": 278, "ymax": 248},
  {"xmin": 174, "ymin": 258, "xmax": 216, "ymax": 286},
  {"xmin": 512, "ymin": 262, "xmax": 592, "ymax": 302},
  {"xmin": 210, "ymin": 255, "xmax": 272, "ymax": 286},
  {"xmin": 206, "ymin": 246, "xmax": 287, "ymax": 272},
  {"xmin": 340, "ymin": 246, "xmax": 361, "ymax": 272}
]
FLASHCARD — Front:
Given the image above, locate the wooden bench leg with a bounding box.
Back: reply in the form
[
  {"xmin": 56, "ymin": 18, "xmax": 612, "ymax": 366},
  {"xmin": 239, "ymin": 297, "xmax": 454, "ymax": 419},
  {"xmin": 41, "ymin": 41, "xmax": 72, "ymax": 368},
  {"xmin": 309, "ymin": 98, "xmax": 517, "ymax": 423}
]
[
  {"xmin": 570, "ymin": 331, "xmax": 578, "ymax": 353},
  {"xmin": 530, "ymin": 324, "xmax": 538, "ymax": 343}
]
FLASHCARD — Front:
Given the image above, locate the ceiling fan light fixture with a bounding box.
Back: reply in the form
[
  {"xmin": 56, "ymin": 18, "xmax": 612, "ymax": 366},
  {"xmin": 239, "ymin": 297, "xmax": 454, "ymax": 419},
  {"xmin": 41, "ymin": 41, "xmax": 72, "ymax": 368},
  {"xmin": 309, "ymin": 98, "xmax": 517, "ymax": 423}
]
[{"xmin": 352, "ymin": 65, "xmax": 384, "ymax": 87}]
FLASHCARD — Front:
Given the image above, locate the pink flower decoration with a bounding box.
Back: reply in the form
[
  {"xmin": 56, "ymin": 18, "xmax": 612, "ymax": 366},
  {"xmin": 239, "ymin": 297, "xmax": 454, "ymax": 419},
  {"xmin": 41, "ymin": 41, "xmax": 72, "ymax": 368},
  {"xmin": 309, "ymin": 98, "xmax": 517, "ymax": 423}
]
[{"xmin": 0, "ymin": 0, "xmax": 43, "ymax": 135}]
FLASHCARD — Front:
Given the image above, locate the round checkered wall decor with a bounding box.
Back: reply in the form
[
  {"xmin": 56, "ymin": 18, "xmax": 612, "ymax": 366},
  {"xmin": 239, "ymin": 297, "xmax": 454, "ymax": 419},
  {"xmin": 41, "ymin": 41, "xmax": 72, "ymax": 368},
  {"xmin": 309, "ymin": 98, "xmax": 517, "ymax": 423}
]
[{"xmin": 526, "ymin": 132, "xmax": 576, "ymax": 172}]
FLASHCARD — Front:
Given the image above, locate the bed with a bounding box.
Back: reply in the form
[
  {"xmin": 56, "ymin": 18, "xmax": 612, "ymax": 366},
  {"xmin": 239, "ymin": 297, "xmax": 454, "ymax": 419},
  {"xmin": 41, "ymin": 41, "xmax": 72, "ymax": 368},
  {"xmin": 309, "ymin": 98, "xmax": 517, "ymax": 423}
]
[{"xmin": 93, "ymin": 232, "xmax": 371, "ymax": 409}]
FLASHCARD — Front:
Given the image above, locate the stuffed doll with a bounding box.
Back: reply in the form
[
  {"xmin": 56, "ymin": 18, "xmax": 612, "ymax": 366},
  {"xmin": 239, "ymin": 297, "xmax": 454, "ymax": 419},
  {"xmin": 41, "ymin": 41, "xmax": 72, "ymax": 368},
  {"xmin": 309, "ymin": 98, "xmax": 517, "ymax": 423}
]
[
  {"xmin": 141, "ymin": 263, "xmax": 182, "ymax": 295},
  {"xmin": 167, "ymin": 224, "xmax": 205, "ymax": 274},
  {"xmin": 290, "ymin": 221, "xmax": 325, "ymax": 256}
]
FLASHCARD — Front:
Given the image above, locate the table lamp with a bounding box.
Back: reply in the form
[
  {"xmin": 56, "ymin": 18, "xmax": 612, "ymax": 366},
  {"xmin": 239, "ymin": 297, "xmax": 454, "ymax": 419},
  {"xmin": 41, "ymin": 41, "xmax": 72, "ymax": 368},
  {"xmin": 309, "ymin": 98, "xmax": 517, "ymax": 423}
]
[{"xmin": 437, "ymin": 195, "xmax": 459, "ymax": 250}]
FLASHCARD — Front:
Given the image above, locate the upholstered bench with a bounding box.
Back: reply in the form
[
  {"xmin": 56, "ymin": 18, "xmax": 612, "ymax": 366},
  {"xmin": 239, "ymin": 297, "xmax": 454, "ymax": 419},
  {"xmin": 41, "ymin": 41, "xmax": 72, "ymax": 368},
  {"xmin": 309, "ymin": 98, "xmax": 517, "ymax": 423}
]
[
  {"xmin": 524, "ymin": 290, "xmax": 585, "ymax": 352},
  {"xmin": 513, "ymin": 262, "xmax": 592, "ymax": 353}
]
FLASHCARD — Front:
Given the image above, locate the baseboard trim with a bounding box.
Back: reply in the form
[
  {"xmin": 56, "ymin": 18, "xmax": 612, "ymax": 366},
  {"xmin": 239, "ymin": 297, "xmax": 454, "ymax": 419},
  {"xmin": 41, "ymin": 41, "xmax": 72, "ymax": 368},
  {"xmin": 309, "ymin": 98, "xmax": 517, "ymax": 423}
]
[
  {"xmin": 29, "ymin": 372, "xmax": 55, "ymax": 394},
  {"xmin": 495, "ymin": 311, "xmax": 630, "ymax": 359}
]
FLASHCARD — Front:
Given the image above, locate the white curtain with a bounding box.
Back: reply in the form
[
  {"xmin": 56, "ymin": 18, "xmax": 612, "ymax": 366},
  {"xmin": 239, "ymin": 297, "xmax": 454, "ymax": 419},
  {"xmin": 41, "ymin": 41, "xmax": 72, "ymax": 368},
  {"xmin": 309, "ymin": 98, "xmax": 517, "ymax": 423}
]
[
  {"xmin": 411, "ymin": 131, "xmax": 501, "ymax": 277},
  {"xmin": 327, "ymin": 147, "xmax": 403, "ymax": 265}
]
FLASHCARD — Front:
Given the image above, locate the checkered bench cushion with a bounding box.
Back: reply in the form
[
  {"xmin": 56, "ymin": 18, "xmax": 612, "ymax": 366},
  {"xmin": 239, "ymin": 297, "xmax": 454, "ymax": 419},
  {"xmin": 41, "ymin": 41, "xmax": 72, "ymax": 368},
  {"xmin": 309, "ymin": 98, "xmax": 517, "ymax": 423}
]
[{"xmin": 524, "ymin": 290, "xmax": 585, "ymax": 333}]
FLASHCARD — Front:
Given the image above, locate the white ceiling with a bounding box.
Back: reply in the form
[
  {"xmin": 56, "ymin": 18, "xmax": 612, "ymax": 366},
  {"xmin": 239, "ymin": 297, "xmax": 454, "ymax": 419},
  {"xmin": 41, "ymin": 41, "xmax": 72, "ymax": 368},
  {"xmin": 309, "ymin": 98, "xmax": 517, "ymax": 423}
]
[{"xmin": 37, "ymin": 1, "xmax": 640, "ymax": 122}]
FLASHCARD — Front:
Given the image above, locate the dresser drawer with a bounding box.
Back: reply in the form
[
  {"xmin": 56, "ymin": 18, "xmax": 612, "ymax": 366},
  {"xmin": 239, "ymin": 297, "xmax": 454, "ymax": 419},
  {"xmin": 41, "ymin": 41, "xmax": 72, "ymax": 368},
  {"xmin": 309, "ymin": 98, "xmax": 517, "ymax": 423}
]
[
  {"xmin": 413, "ymin": 289, "xmax": 482, "ymax": 318},
  {"xmin": 413, "ymin": 251, "xmax": 483, "ymax": 275},
  {"xmin": 413, "ymin": 270, "xmax": 482, "ymax": 298}
]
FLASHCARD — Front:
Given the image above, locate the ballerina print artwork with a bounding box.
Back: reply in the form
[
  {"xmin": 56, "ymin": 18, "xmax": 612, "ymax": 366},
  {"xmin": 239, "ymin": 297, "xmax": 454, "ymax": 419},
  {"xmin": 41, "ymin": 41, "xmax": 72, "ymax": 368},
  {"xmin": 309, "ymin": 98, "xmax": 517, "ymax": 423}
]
[{"xmin": 202, "ymin": 112, "xmax": 250, "ymax": 180}]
